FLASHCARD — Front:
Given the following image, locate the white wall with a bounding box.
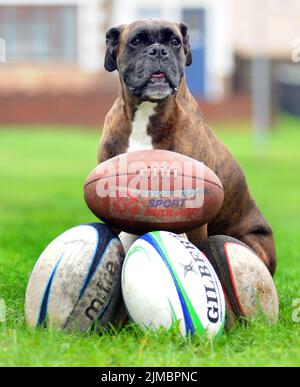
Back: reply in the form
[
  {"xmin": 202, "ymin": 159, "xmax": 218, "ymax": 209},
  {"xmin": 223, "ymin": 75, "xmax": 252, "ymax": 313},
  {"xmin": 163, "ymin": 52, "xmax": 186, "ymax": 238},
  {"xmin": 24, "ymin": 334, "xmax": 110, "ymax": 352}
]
[
  {"xmin": 77, "ymin": 0, "xmax": 105, "ymax": 72},
  {"xmin": 206, "ymin": 0, "xmax": 234, "ymax": 100},
  {"xmin": 233, "ymin": 0, "xmax": 300, "ymax": 59}
]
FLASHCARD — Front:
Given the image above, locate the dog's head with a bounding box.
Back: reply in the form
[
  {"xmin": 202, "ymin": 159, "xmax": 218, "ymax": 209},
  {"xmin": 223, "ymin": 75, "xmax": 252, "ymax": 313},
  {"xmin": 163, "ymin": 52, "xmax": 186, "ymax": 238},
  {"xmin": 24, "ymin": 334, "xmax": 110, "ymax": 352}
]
[{"xmin": 104, "ymin": 20, "xmax": 192, "ymax": 102}]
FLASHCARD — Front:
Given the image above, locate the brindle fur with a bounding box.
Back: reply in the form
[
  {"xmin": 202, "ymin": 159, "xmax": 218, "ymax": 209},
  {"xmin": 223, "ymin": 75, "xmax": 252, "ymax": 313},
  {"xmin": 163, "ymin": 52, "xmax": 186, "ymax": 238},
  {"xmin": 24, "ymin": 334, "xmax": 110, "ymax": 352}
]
[{"xmin": 99, "ymin": 20, "xmax": 276, "ymax": 275}]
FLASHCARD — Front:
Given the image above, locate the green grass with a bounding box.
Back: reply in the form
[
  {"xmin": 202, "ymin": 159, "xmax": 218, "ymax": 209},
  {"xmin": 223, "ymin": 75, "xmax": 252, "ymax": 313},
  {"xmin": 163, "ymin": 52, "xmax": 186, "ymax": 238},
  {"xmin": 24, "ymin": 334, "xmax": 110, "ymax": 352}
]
[{"xmin": 0, "ymin": 116, "xmax": 300, "ymax": 366}]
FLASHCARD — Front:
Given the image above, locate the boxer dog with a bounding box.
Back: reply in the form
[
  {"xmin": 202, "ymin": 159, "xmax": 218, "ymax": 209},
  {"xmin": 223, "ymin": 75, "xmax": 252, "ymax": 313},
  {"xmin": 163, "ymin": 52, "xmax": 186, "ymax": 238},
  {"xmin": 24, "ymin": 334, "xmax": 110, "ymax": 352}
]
[{"xmin": 98, "ymin": 20, "xmax": 276, "ymax": 275}]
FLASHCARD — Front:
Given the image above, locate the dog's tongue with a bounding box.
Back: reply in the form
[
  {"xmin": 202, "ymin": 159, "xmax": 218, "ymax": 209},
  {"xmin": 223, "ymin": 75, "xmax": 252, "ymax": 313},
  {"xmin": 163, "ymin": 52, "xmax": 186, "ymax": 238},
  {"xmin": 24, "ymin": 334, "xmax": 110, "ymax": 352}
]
[{"xmin": 151, "ymin": 72, "xmax": 165, "ymax": 80}]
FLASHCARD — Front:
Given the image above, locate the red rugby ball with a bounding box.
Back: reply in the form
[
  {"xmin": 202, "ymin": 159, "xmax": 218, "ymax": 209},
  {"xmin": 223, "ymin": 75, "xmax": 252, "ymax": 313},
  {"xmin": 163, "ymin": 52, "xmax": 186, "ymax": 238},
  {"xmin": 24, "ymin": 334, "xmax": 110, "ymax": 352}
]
[{"xmin": 84, "ymin": 150, "xmax": 224, "ymax": 234}]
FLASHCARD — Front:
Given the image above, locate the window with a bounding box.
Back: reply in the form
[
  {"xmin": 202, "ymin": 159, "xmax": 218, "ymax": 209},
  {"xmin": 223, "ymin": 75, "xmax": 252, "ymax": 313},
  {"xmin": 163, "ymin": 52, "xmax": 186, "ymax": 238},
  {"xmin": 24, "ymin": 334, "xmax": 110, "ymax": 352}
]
[{"xmin": 0, "ymin": 6, "xmax": 77, "ymax": 63}]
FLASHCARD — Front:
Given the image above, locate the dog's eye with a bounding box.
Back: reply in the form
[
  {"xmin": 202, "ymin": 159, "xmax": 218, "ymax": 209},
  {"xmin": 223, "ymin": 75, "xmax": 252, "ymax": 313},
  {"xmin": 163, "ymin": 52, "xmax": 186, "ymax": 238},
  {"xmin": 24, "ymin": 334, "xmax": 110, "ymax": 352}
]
[
  {"xmin": 130, "ymin": 37, "xmax": 141, "ymax": 46},
  {"xmin": 170, "ymin": 37, "xmax": 181, "ymax": 46}
]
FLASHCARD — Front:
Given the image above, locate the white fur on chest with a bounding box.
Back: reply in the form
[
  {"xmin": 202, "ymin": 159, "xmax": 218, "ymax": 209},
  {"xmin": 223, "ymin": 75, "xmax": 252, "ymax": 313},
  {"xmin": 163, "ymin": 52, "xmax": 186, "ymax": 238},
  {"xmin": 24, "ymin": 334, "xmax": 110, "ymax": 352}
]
[{"xmin": 128, "ymin": 101, "xmax": 157, "ymax": 152}]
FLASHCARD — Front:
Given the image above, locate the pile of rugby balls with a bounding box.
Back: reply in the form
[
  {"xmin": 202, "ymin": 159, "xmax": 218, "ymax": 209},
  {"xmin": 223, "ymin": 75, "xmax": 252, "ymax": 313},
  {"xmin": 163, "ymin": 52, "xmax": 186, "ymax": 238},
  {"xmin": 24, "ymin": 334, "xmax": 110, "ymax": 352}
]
[
  {"xmin": 25, "ymin": 150, "xmax": 279, "ymax": 337},
  {"xmin": 25, "ymin": 225, "xmax": 226, "ymax": 337}
]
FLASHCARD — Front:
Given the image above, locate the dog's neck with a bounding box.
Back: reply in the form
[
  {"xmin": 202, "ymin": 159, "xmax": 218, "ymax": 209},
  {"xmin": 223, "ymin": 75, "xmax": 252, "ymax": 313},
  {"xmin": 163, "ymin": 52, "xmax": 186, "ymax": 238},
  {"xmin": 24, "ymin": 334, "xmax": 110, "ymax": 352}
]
[
  {"xmin": 127, "ymin": 100, "xmax": 157, "ymax": 152},
  {"xmin": 119, "ymin": 79, "xmax": 190, "ymax": 152}
]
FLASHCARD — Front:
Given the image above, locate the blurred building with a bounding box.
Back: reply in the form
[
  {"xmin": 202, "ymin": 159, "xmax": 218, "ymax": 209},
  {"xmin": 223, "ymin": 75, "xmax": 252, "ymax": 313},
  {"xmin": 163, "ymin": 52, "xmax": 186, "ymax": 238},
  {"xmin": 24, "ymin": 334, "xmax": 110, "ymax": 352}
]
[
  {"xmin": 232, "ymin": 0, "xmax": 300, "ymax": 118},
  {"xmin": 0, "ymin": 0, "xmax": 300, "ymax": 126},
  {"xmin": 0, "ymin": 0, "xmax": 108, "ymax": 82},
  {"xmin": 0, "ymin": 0, "xmax": 114, "ymax": 126},
  {"xmin": 233, "ymin": 0, "xmax": 300, "ymax": 90}
]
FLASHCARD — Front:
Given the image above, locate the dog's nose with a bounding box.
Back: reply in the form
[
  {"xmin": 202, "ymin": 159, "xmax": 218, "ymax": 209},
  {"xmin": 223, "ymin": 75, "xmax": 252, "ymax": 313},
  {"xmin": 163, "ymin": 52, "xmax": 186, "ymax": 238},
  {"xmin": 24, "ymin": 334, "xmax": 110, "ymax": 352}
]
[{"xmin": 147, "ymin": 44, "xmax": 168, "ymax": 59}]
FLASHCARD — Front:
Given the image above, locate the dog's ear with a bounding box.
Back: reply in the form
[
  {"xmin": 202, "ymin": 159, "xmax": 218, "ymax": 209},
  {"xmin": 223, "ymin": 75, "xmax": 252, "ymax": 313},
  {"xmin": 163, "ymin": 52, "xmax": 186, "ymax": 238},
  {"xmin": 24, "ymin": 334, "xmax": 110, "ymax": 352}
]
[
  {"xmin": 104, "ymin": 25, "xmax": 125, "ymax": 72},
  {"xmin": 178, "ymin": 22, "xmax": 192, "ymax": 67}
]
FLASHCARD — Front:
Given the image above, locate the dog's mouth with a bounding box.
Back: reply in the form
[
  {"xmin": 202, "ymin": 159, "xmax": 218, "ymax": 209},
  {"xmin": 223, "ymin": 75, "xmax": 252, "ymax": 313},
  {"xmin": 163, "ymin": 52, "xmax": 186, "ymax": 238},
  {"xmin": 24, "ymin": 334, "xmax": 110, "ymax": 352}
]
[
  {"xmin": 149, "ymin": 71, "xmax": 167, "ymax": 82},
  {"xmin": 148, "ymin": 71, "xmax": 176, "ymax": 88},
  {"xmin": 126, "ymin": 72, "xmax": 177, "ymax": 101}
]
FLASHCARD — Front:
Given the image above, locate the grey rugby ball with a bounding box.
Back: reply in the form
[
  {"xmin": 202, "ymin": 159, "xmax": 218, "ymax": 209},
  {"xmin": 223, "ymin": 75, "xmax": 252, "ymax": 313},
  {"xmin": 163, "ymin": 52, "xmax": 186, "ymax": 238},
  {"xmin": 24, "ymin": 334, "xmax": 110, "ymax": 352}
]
[
  {"xmin": 25, "ymin": 223, "xmax": 127, "ymax": 332},
  {"xmin": 199, "ymin": 235, "xmax": 279, "ymax": 329}
]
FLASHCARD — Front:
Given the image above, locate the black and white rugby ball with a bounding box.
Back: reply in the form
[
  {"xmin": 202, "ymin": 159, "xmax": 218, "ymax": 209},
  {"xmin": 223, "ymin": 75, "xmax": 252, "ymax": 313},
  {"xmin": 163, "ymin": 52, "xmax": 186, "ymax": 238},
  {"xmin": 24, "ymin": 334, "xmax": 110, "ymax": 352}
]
[{"xmin": 25, "ymin": 223, "xmax": 127, "ymax": 332}]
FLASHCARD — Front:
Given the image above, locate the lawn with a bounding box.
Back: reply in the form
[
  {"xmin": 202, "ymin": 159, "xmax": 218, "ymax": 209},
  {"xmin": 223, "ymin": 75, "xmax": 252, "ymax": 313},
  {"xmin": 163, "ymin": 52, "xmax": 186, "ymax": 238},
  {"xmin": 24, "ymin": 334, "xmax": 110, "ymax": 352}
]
[{"xmin": 0, "ymin": 117, "xmax": 299, "ymax": 367}]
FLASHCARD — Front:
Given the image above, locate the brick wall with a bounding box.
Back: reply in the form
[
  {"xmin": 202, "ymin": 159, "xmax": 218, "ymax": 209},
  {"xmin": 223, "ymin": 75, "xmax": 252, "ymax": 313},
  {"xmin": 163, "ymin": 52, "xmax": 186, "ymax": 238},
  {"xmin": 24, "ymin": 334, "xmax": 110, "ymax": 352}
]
[
  {"xmin": 0, "ymin": 92, "xmax": 251, "ymax": 127},
  {"xmin": 0, "ymin": 64, "xmax": 251, "ymax": 127}
]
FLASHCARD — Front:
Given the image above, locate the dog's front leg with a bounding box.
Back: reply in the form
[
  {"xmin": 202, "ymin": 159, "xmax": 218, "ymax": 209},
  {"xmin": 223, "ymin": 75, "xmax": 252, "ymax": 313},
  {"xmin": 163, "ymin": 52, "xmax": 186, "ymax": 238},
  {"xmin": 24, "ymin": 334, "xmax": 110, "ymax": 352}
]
[
  {"xmin": 186, "ymin": 225, "xmax": 208, "ymax": 248},
  {"xmin": 237, "ymin": 231, "xmax": 276, "ymax": 276}
]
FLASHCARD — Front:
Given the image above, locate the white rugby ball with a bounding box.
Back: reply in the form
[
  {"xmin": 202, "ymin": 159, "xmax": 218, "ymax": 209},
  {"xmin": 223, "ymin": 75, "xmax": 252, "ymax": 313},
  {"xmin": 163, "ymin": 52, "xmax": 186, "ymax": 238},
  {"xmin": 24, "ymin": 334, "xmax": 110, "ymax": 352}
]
[
  {"xmin": 121, "ymin": 231, "xmax": 225, "ymax": 337},
  {"xmin": 25, "ymin": 223, "xmax": 127, "ymax": 332}
]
